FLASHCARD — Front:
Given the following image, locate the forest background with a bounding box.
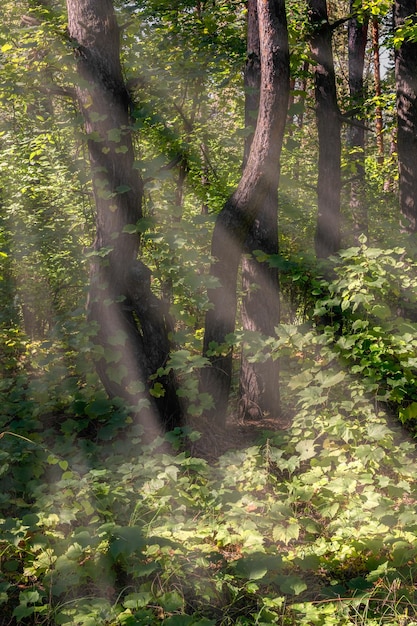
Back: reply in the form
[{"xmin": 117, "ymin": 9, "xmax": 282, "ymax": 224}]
[{"xmin": 2, "ymin": 0, "xmax": 417, "ymax": 624}]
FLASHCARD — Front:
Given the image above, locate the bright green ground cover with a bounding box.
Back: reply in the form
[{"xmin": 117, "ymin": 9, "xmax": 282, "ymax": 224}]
[{"xmin": 2, "ymin": 298, "xmax": 417, "ymax": 625}]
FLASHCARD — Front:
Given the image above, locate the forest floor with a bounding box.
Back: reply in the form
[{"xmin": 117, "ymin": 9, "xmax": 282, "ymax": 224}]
[
  {"xmin": 189, "ymin": 408, "xmax": 295, "ymax": 461},
  {"xmin": 189, "ymin": 401, "xmax": 417, "ymax": 463}
]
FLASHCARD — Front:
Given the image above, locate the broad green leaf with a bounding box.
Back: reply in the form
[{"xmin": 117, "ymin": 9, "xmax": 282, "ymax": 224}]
[
  {"xmin": 123, "ymin": 591, "xmax": 152, "ymax": 609},
  {"xmin": 276, "ymin": 574, "xmax": 307, "ymax": 596},
  {"xmin": 158, "ymin": 591, "xmax": 183, "ymax": 611},
  {"xmin": 319, "ymin": 370, "xmax": 345, "ymax": 388},
  {"xmin": 273, "ymin": 522, "xmax": 300, "ymax": 544},
  {"xmin": 234, "ymin": 553, "xmax": 283, "ymax": 580},
  {"xmin": 295, "ymin": 439, "xmax": 317, "ymax": 461}
]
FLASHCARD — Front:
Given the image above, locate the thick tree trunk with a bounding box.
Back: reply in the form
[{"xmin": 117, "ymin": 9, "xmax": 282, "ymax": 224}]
[
  {"xmin": 394, "ymin": 0, "xmax": 417, "ymax": 233},
  {"xmin": 239, "ymin": 197, "xmax": 281, "ymax": 421},
  {"xmin": 308, "ymin": 0, "xmax": 342, "ymax": 258},
  {"xmin": 239, "ymin": 0, "xmax": 281, "ymax": 422},
  {"xmin": 66, "ymin": 0, "xmax": 182, "ymax": 431},
  {"xmin": 202, "ymin": 0, "xmax": 289, "ymax": 426},
  {"xmin": 347, "ymin": 1, "xmax": 368, "ymax": 242}
]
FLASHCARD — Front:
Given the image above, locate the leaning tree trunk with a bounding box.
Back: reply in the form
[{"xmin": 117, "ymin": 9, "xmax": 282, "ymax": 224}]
[
  {"xmin": 239, "ymin": 0, "xmax": 281, "ymax": 422},
  {"xmin": 308, "ymin": 0, "xmax": 342, "ymax": 258},
  {"xmin": 202, "ymin": 0, "xmax": 290, "ymax": 426},
  {"xmin": 394, "ymin": 0, "xmax": 417, "ymax": 234},
  {"xmin": 347, "ymin": 0, "xmax": 369, "ymax": 243},
  {"xmin": 66, "ymin": 0, "xmax": 182, "ymax": 431}
]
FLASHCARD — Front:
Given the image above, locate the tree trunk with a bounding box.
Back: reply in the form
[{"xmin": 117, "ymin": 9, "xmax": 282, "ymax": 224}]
[
  {"xmin": 202, "ymin": 0, "xmax": 289, "ymax": 426},
  {"xmin": 308, "ymin": 0, "xmax": 342, "ymax": 258},
  {"xmin": 66, "ymin": 0, "xmax": 182, "ymax": 431},
  {"xmin": 347, "ymin": 1, "xmax": 368, "ymax": 242},
  {"xmin": 372, "ymin": 18, "xmax": 385, "ymax": 166},
  {"xmin": 239, "ymin": 0, "xmax": 281, "ymax": 422},
  {"xmin": 394, "ymin": 0, "xmax": 417, "ymax": 233}
]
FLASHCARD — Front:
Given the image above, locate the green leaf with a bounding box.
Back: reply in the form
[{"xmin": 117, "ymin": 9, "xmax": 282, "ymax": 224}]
[
  {"xmin": 319, "ymin": 370, "xmax": 345, "ymax": 388},
  {"xmin": 272, "ymin": 523, "xmax": 300, "ymax": 544},
  {"xmin": 107, "ymin": 128, "xmax": 121, "ymax": 142},
  {"xmin": 295, "ymin": 439, "xmax": 317, "ymax": 461},
  {"xmin": 13, "ymin": 605, "xmax": 36, "ymax": 620},
  {"xmin": 109, "ymin": 526, "xmax": 146, "ymax": 558},
  {"xmin": 276, "ymin": 574, "xmax": 307, "ymax": 595},
  {"xmin": 158, "ymin": 591, "xmax": 183, "ymax": 611},
  {"xmin": 123, "ymin": 591, "xmax": 152, "ymax": 609},
  {"xmin": 115, "ymin": 184, "xmax": 131, "ymax": 193},
  {"xmin": 85, "ymin": 398, "xmax": 111, "ymax": 417},
  {"xmin": 234, "ymin": 553, "xmax": 283, "ymax": 580}
]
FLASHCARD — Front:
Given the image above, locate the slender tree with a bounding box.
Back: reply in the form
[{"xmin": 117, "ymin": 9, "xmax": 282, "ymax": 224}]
[
  {"xmin": 66, "ymin": 0, "xmax": 182, "ymax": 430},
  {"xmin": 239, "ymin": 0, "xmax": 281, "ymax": 422},
  {"xmin": 347, "ymin": 0, "xmax": 369, "ymax": 242},
  {"xmin": 372, "ymin": 17, "xmax": 385, "ymax": 166},
  {"xmin": 308, "ymin": 0, "xmax": 342, "ymax": 258},
  {"xmin": 394, "ymin": 0, "xmax": 417, "ymax": 233},
  {"xmin": 202, "ymin": 0, "xmax": 290, "ymax": 426}
]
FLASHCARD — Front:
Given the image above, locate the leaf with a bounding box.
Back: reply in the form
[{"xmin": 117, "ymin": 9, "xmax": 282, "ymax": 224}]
[
  {"xmin": 150, "ymin": 382, "xmax": 165, "ymax": 398},
  {"xmin": 318, "ymin": 502, "xmax": 339, "ymax": 519},
  {"xmin": 13, "ymin": 605, "xmax": 36, "ymax": 620},
  {"xmin": 366, "ymin": 422, "xmax": 391, "ymax": 441},
  {"xmin": 294, "ymin": 554, "xmax": 321, "ymax": 571},
  {"xmin": 288, "ymin": 370, "xmax": 314, "ymax": 390},
  {"xmin": 85, "ymin": 398, "xmax": 111, "ymax": 417},
  {"xmin": 122, "ymin": 223, "xmax": 138, "ymax": 233},
  {"xmin": 108, "ymin": 329, "xmax": 128, "ymax": 346},
  {"xmin": 109, "ymin": 526, "xmax": 146, "ymax": 558},
  {"xmin": 123, "ymin": 591, "xmax": 152, "ymax": 609},
  {"xmin": 319, "ymin": 370, "xmax": 345, "ymax": 388},
  {"xmin": 234, "ymin": 553, "xmax": 283, "ymax": 580},
  {"xmin": 347, "ymin": 577, "xmax": 373, "ymax": 591},
  {"xmin": 107, "ymin": 128, "xmax": 121, "ymax": 142},
  {"xmin": 158, "ymin": 590, "xmax": 183, "ymax": 611},
  {"xmin": 295, "ymin": 439, "xmax": 317, "ymax": 461},
  {"xmin": 115, "ymin": 184, "xmax": 131, "ymax": 194},
  {"xmin": 371, "ymin": 304, "xmax": 391, "ymax": 319},
  {"xmin": 272, "ymin": 522, "xmax": 300, "ymax": 544},
  {"xmin": 276, "ymin": 574, "xmax": 307, "ymax": 596}
]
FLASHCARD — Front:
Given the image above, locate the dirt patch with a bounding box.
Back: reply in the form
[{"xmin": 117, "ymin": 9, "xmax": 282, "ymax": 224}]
[{"xmin": 188, "ymin": 410, "xmax": 293, "ymax": 461}]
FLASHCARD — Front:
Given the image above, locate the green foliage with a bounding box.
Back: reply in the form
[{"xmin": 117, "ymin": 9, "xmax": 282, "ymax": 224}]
[
  {"xmin": 2, "ymin": 306, "xmax": 417, "ymax": 624},
  {"xmin": 1, "ymin": 1, "xmax": 417, "ymax": 623},
  {"xmin": 308, "ymin": 239, "xmax": 417, "ymax": 427}
]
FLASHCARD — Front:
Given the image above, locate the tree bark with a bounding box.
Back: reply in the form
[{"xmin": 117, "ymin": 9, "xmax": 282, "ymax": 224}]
[
  {"xmin": 239, "ymin": 0, "xmax": 281, "ymax": 422},
  {"xmin": 202, "ymin": 0, "xmax": 289, "ymax": 426},
  {"xmin": 394, "ymin": 0, "xmax": 417, "ymax": 233},
  {"xmin": 66, "ymin": 0, "xmax": 182, "ymax": 431},
  {"xmin": 308, "ymin": 0, "xmax": 342, "ymax": 258},
  {"xmin": 347, "ymin": 1, "xmax": 369, "ymax": 242},
  {"xmin": 372, "ymin": 18, "xmax": 385, "ymax": 166}
]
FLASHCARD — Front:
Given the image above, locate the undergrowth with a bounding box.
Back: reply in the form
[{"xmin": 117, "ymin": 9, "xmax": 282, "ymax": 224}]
[{"xmin": 2, "ymin": 242, "xmax": 417, "ymax": 625}]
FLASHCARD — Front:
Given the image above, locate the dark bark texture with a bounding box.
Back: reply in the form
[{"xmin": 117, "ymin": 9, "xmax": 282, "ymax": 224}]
[
  {"xmin": 395, "ymin": 0, "xmax": 417, "ymax": 233},
  {"xmin": 308, "ymin": 0, "xmax": 342, "ymax": 258},
  {"xmin": 239, "ymin": 0, "xmax": 281, "ymax": 422},
  {"xmin": 66, "ymin": 0, "xmax": 182, "ymax": 431},
  {"xmin": 347, "ymin": 1, "xmax": 368, "ymax": 242},
  {"xmin": 202, "ymin": 0, "xmax": 289, "ymax": 425},
  {"xmin": 372, "ymin": 18, "xmax": 385, "ymax": 166}
]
